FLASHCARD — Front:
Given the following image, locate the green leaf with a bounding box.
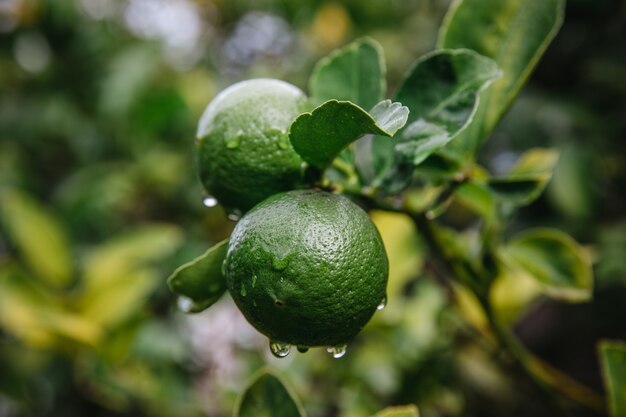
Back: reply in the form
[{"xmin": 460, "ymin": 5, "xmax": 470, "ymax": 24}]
[
  {"xmin": 372, "ymin": 405, "xmax": 420, "ymax": 417},
  {"xmin": 500, "ymin": 229, "xmax": 593, "ymax": 302},
  {"xmin": 309, "ymin": 37, "xmax": 385, "ymax": 111},
  {"xmin": 439, "ymin": 0, "xmax": 565, "ymax": 153},
  {"xmin": 167, "ymin": 239, "xmax": 229, "ymax": 313},
  {"xmin": 455, "ymin": 182, "xmax": 496, "ymax": 221},
  {"xmin": 0, "ymin": 188, "xmax": 73, "ymax": 288},
  {"xmin": 375, "ymin": 49, "xmax": 499, "ymax": 191},
  {"xmin": 235, "ymin": 369, "xmax": 306, "ymax": 417},
  {"xmin": 290, "ymin": 100, "xmax": 408, "ymax": 169},
  {"xmin": 599, "ymin": 340, "xmax": 626, "ymax": 417},
  {"xmin": 395, "ymin": 49, "xmax": 500, "ymax": 132},
  {"xmin": 487, "ymin": 148, "xmax": 559, "ymax": 205},
  {"xmin": 507, "ymin": 148, "xmax": 560, "ymax": 176}
]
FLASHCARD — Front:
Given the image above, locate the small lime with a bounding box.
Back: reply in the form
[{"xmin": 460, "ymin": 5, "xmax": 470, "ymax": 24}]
[
  {"xmin": 223, "ymin": 189, "xmax": 389, "ymax": 347},
  {"xmin": 195, "ymin": 78, "xmax": 308, "ymax": 213}
]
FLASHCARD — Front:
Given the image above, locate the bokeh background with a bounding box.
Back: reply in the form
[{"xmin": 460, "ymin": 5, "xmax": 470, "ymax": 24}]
[{"xmin": 0, "ymin": 0, "xmax": 625, "ymax": 416}]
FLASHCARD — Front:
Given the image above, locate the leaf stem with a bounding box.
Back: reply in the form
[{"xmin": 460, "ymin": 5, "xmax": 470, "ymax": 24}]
[{"xmin": 406, "ymin": 211, "xmax": 606, "ymax": 415}]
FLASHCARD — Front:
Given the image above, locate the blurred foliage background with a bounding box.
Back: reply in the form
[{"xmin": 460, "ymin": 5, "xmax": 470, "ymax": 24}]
[{"xmin": 0, "ymin": 0, "xmax": 625, "ymax": 416}]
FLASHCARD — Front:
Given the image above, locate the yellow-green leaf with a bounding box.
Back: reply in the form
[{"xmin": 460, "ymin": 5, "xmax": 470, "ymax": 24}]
[
  {"xmin": 372, "ymin": 405, "xmax": 420, "ymax": 417},
  {"xmin": 0, "ymin": 264, "xmax": 102, "ymax": 347},
  {"xmin": 82, "ymin": 224, "xmax": 182, "ymax": 292},
  {"xmin": 0, "ymin": 188, "xmax": 72, "ymax": 287},
  {"xmin": 487, "ymin": 148, "xmax": 559, "ymax": 205},
  {"xmin": 499, "ymin": 229, "xmax": 593, "ymax": 303},
  {"xmin": 599, "ymin": 340, "xmax": 626, "ymax": 417}
]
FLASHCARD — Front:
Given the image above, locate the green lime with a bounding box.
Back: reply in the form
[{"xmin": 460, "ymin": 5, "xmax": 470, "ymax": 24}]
[
  {"xmin": 195, "ymin": 78, "xmax": 308, "ymax": 214},
  {"xmin": 223, "ymin": 189, "xmax": 388, "ymax": 352}
]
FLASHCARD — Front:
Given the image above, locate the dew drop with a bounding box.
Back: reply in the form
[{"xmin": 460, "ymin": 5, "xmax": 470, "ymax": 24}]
[
  {"xmin": 269, "ymin": 340, "xmax": 291, "ymax": 358},
  {"xmin": 271, "ymin": 253, "xmax": 293, "ymax": 271},
  {"xmin": 240, "ymin": 283, "xmax": 247, "ymax": 297},
  {"xmin": 225, "ymin": 131, "xmax": 243, "ymax": 149},
  {"xmin": 227, "ymin": 209, "xmax": 242, "ymax": 222},
  {"xmin": 251, "ymin": 275, "xmax": 257, "ymax": 288},
  {"xmin": 221, "ymin": 260, "xmax": 227, "ymax": 276},
  {"xmin": 326, "ymin": 344, "xmax": 347, "ymax": 359},
  {"xmin": 277, "ymin": 135, "xmax": 290, "ymax": 150},
  {"xmin": 297, "ymin": 346, "xmax": 309, "ymax": 353},
  {"xmin": 377, "ymin": 295, "xmax": 387, "ymax": 311},
  {"xmin": 202, "ymin": 196, "xmax": 218, "ymax": 207},
  {"xmin": 177, "ymin": 296, "xmax": 194, "ymax": 313}
]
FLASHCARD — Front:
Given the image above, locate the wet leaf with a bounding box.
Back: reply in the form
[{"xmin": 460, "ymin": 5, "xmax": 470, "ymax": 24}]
[
  {"xmin": 167, "ymin": 239, "xmax": 229, "ymax": 313},
  {"xmin": 290, "ymin": 100, "xmax": 408, "ymax": 169},
  {"xmin": 499, "ymin": 229, "xmax": 593, "ymax": 302},
  {"xmin": 0, "ymin": 188, "xmax": 72, "ymax": 288},
  {"xmin": 439, "ymin": 0, "xmax": 565, "ymax": 153},
  {"xmin": 235, "ymin": 369, "xmax": 305, "ymax": 417},
  {"xmin": 599, "ymin": 340, "xmax": 626, "ymax": 417},
  {"xmin": 309, "ymin": 37, "xmax": 385, "ymax": 110}
]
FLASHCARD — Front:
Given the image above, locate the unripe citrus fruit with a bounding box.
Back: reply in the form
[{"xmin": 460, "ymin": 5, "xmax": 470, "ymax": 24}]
[
  {"xmin": 195, "ymin": 78, "xmax": 308, "ymax": 214},
  {"xmin": 223, "ymin": 189, "xmax": 388, "ymax": 352}
]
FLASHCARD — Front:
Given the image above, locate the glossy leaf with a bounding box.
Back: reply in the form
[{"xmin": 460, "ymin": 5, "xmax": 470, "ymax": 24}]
[
  {"xmin": 290, "ymin": 99, "xmax": 408, "ymax": 169},
  {"xmin": 235, "ymin": 369, "xmax": 305, "ymax": 417},
  {"xmin": 487, "ymin": 148, "xmax": 559, "ymax": 205},
  {"xmin": 439, "ymin": 0, "xmax": 565, "ymax": 153},
  {"xmin": 376, "ymin": 49, "xmax": 499, "ymax": 190},
  {"xmin": 167, "ymin": 239, "xmax": 229, "ymax": 313},
  {"xmin": 372, "ymin": 405, "xmax": 420, "ymax": 417},
  {"xmin": 0, "ymin": 188, "xmax": 73, "ymax": 288},
  {"xmin": 309, "ymin": 37, "xmax": 385, "ymax": 110},
  {"xmin": 599, "ymin": 340, "xmax": 626, "ymax": 417},
  {"xmin": 500, "ymin": 229, "xmax": 593, "ymax": 302}
]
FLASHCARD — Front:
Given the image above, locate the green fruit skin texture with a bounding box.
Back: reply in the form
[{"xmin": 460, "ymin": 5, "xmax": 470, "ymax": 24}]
[
  {"xmin": 195, "ymin": 79, "xmax": 308, "ymax": 213},
  {"xmin": 224, "ymin": 190, "xmax": 389, "ymax": 347}
]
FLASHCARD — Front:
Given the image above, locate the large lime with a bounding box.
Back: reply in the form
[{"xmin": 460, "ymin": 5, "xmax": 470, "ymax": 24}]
[
  {"xmin": 223, "ymin": 189, "xmax": 388, "ymax": 349},
  {"xmin": 195, "ymin": 78, "xmax": 308, "ymax": 214}
]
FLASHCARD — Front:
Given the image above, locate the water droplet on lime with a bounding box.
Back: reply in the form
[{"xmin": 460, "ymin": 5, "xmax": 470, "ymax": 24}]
[
  {"xmin": 271, "ymin": 253, "xmax": 293, "ymax": 271},
  {"xmin": 251, "ymin": 274, "xmax": 257, "ymax": 288},
  {"xmin": 240, "ymin": 283, "xmax": 247, "ymax": 297},
  {"xmin": 269, "ymin": 340, "xmax": 291, "ymax": 358},
  {"xmin": 297, "ymin": 346, "xmax": 309, "ymax": 353},
  {"xmin": 203, "ymin": 196, "xmax": 218, "ymax": 207},
  {"xmin": 177, "ymin": 296, "xmax": 194, "ymax": 313},
  {"xmin": 225, "ymin": 131, "xmax": 243, "ymax": 149},
  {"xmin": 326, "ymin": 344, "xmax": 347, "ymax": 359},
  {"xmin": 377, "ymin": 295, "xmax": 387, "ymax": 310},
  {"xmin": 227, "ymin": 209, "xmax": 242, "ymax": 221}
]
